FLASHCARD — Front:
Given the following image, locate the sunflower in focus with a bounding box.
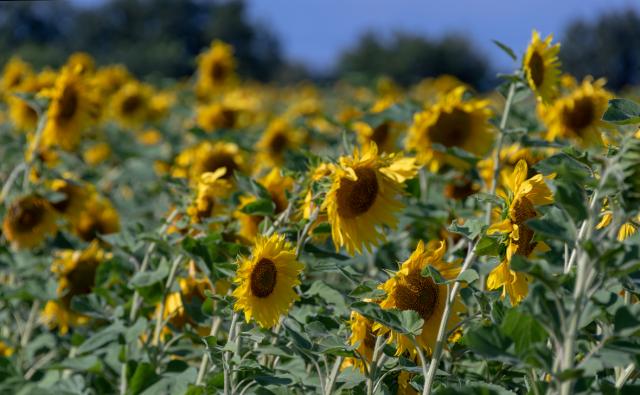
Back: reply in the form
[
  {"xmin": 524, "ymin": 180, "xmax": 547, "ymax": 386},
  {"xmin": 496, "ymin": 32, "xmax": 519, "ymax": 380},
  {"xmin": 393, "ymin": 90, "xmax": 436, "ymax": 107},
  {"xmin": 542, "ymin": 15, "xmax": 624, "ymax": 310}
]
[
  {"xmin": 173, "ymin": 141, "xmax": 245, "ymax": 183},
  {"xmin": 40, "ymin": 67, "xmax": 96, "ymax": 151},
  {"xmin": 523, "ymin": 30, "xmax": 561, "ymax": 103},
  {"xmin": 407, "ymin": 86, "xmax": 493, "ymax": 172},
  {"xmin": 73, "ymin": 192, "xmax": 120, "ymax": 242},
  {"xmin": 256, "ymin": 118, "xmax": 303, "ymax": 167},
  {"xmin": 232, "ymin": 233, "xmax": 304, "ymax": 328},
  {"xmin": 542, "ymin": 78, "xmax": 612, "ymax": 146},
  {"xmin": 41, "ymin": 241, "xmax": 109, "ymax": 334},
  {"xmin": 323, "ymin": 143, "xmax": 419, "ymax": 255},
  {"xmin": 375, "ymin": 240, "xmax": 463, "ymax": 357},
  {"xmin": 196, "ymin": 102, "xmax": 238, "ymax": 132},
  {"xmin": 196, "ymin": 40, "xmax": 236, "ymax": 97},
  {"xmin": 487, "ymin": 160, "xmax": 553, "ymax": 304},
  {"xmin": 111, "ymin": 81, "xmax": 152, "ymax": 128},
  {"xmin": 186, "ymin": 168, "xmax": 232, "ymax": 225},
  {"xmin": 2, "ymin": 194, "xmax": 57, "ymax": 249}
]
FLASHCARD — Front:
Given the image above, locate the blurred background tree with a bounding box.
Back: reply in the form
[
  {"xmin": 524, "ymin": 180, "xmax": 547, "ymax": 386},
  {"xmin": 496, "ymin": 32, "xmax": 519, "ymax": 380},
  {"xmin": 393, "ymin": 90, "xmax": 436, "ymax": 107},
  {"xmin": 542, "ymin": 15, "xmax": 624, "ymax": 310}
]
[
  {"xmin": 561, "ymin": 9, "xmax": 640, "ymax": 91},
  {"xmin": 336, "ymin": 32, "xmax": 492, "ymax": 89}
]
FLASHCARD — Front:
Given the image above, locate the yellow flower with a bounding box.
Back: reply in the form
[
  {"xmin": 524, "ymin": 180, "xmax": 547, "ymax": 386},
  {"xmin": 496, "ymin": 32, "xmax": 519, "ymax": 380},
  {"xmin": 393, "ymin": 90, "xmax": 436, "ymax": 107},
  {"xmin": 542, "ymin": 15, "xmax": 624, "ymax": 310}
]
[
  {"xmin": 410, "ymin": 75, "xmax": 467, "ymax": 104},
  {"xmin": 83, "ymin": 142, "xmax": 111, "ymax": 166},
  {"xmin": 136, "ymin": 128, "xmax": 163, "ymax": 145},
  {"xmin": 159, "ymin": 273, "xmax": 213, "ymax": 338},
  {"xmin": 342, "ymin": 311, "xmax": 377, "ymax": 372},
  {"xmin": 2, "ymin": 195, "xmax": 57, "ymax": 249},
  {"xmin": 323, "ymin": 144, "xmax": 419, "ymax": 255},
  {"xmin": 542, "ymin": 78, "xmax": 612, "ymax": 146},
  {"xmin": 110, "ymin": 81, "xmax": 152, "ymax": 128},
  {"xmin": 196, "ymin": 102, "xmax": 238, "ymax": 132},
  {"xmin": 186, "ymin": 168, "xmax": 232, "ymax": 225},
  {"xmin": 487, "ymin": 160, "xmax": 553, "ymax": 304},
  {"xmin": 353, "ymin": 97, "xmax": 400, "ymax": 153},
  {"xmin": 232, "ymin": 233, "xmax": 304, "ymax": 328},
  {"xmin": 173, "ymin": 141, "xmax": 245, "ymax": 184},
  {"xmin": 397, "ymin": 370, "xmax": 419, "ymax": 395},
  {"xmin": 49, "ymin": 177, "xmax": 90, "ymax": 224},
  {"xmin": 256, "ymin": 118, "xmax": 303, "ymax": 167},
  {"xmin": 596, "ymin": 212, "xmax": 639, "ymax": 241},
  {"xmin": 40, "ymin": 67, "xmax": 97, "ymax": 151},
  {"xmin": 74, "ymin": 192, "xmax": 120, "ymax": 242},
  {"xmin": 0, "ymin": 340, "xmax": 14, "ymax": 357},
  {"xmin": 92, "ymin": 64, "xmax": 131, "ymax": 97},
  {"xmin": 375, "ymin": 240, "xmax": 463, "ymax": 357},
  {"xmin": 6, "ymin": 74, "xmax": 41, "ymax": 132},
  {"xmin": 65, "ymin": 52, "xmax": 96, "ymax": 75},
  {"xmin": 523, "ymin": 30, "xmax": 561, "ymax": 103},
  {"xmin": 196, "ymin": 40, "xmax": 237, "ymax": 96},
  {"xmin": 477, "ymin": 144, "xmax": 548, "ymax": 192},
  {"xmin": 406, "ymin": 86, "xmax": 493, "ymax": 172},
  {"xmin": 41, "ymin": 241, "xmax": 109, "ymax": 334},
  {"xmin": 1, "ymin": 57, "xmax": 33, "ymax": 94}
]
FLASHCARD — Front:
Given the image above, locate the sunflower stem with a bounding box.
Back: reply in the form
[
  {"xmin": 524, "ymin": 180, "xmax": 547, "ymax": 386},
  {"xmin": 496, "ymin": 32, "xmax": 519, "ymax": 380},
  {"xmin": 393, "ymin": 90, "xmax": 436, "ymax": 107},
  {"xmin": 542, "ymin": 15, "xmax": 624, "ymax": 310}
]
[
  {"xmin": 223, "ymin": 312, "xmax": 240, "ymax": 395},
  {"xmin": 419, "ymin": 167, "xmax": 429, "ymax": 204},
  {"xmin": 0, "ymin": 162, "xmax": 26, "ymax": 205},
  {"xmin": 195, "ymin": 316, "xmax": 222, "ymax": 385},
  {"xmin": 423, "ymin": 238, "xmax": 479, "ymax": 395},
  {"xmin": 22, "ymin": 111, "xmax": 47, "ymax": 190},
  {"xmin": 484, "ymin": 81, "xmax": 516, "ymax": 226},
  {"xmin": 152, "ymin": 254, "xmax": 184, "ymax": 346},
  {"xmin": 367, "ymin": 335, "xmax": 385, "ymax": 395},
  {"xmin": 324, "ymin": 356, "xmax": 344, "ymax": 395},
  {"xmin": 296, "ymin": 206, "xmax": 319, "ymax": 259},
  {"xmin": 20, "ymin": 299, "xmax": 40, "ymax": 348}
]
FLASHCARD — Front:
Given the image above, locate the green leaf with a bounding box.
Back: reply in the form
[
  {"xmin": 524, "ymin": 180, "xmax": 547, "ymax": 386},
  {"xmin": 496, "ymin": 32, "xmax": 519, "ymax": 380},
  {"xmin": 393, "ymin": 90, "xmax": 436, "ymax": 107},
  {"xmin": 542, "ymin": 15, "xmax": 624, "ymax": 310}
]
[
  {"xmin": 77, "ymin": 321, "xmax": 124, "ymax": 355},
  {"xmin": 422, "ymin": 265, "xmax": 447, "ymax": 284},
  {"xmin": 240, "ymin": 198, "xmax": 275, "ymax": 216},
  {"xmin": 603, "ymin": 98, "xmax": 640, "ymax": 125},
  {"xmin": 448, "ymin": 218, "xmax": 486, "ymax": 239},
  {"xmin": 475, "ymin": 236, "xmax": 501, "ymax": 256},
  {"xmin": 458, "ymin": 269, "xmax": 479, "ymax": 284},
  {"xmin": 128, "ymin": 362, "xmax": 160, "ymax": 395},
  {"xmin": 492, "ymin": 40, "xmax": 517, "ymax": 61},
  {"xmin": 129, "ymin": 259, "xmax": 169, "ymax": 288},
  {"xmin": 464, "ymin": 324, "xmax": 517, "ymax": 363},
  {"xmin": 554, "ymin": 180, "xmax": 588, "ymax": 222},
  {"xmin": 348, "ymin": 280, "xmax": 386, "ymax": 300},
  {"xmin": 350, "ymin": 301, "xmax": 423, "ymax": 335},
  {"xmin": 614, "ymin": 305, "xmax": 640, "ymax": 336},
  {"xmin": 306, "ymin": 281, "xmax": 347, "ymax": 314},
  {"xmin": 527, "ymin": 206, "xmax": 576, "ymax": 242},
  {"xmin": 500, "ymin": 309, "xmax": 548, "ymax": 356}
]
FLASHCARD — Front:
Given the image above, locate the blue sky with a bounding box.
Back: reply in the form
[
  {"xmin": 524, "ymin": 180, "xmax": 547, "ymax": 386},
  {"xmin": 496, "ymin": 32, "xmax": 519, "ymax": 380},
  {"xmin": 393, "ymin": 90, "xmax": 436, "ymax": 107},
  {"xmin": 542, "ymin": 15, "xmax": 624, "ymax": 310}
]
[{"xmin": 72, "ymin": 0, "xmax": 640, "ymax": 72}]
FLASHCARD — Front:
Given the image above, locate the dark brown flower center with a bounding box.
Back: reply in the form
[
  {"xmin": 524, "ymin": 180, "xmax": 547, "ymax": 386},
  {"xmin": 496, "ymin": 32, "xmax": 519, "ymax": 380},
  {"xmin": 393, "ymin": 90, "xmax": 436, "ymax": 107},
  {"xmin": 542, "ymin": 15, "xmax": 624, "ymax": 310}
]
[
  {"xmin": 209, "ymin": 61, "xmax": 229, "ymax": 83},
  {"xmin": 121, "ymin": 94, "xmax": 142, "ymax": 116},
  {"xmin": 250, "ymin": 258, "xmax": 277, "ymax": 298},
  {"xmin": 59, "ymin": 85, "xmax": 79, "ymax": 121},
  {"xmin": 220, "ymin": 109, "xmax": 237, "ymax": 129},
  {"xmin": 429, "ymin": 108, "xmax": 472, "ymax": 148},
  {"xmin": 10, "ymin": 198, "xmax": 46, "ymax": 232},
  {"xmin": 202, "ymin": 153, "xmax": 238, "ymax": 179},
  {"xmin": 336, "ymin": 167, "xmax": 379, "ymax": 219},
  {"xmin": 562, "ymin": 97, "xmax": 595, "ymax": 133},
  {"xmin": 363, "ymin": 322, "xmax": 377, "ymax": 350},
  {"xmin": 528, "ymin": 51, "xmax": 545, "ymax": 88},
  {"xmin": 511, "ymin": 196, "xmax": 538, "ymax": 257},
  {"xmin": 268, "ymin": 132, "xmax": 288, "ymax": 155},
  {"xmin": 51, "ymin": 184, "xmax": 75, "ymax": 213},
  {"xmin": 371, "ymin": 122, "xmax": 390, "ymax": 148},
  {"xmin": 394, "ymin": 270, "xmax": 439, "ymax": 321}
]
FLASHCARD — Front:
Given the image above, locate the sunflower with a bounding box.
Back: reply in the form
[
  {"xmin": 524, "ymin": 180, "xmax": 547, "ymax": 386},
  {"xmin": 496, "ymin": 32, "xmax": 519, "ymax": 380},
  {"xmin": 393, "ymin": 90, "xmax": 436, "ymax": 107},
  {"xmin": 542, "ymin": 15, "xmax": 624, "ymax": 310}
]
[
  {"xmin": 406, "ymin": 86, "xmax": 493, "ymax": 172},
  {"xmin": 256, "ymin": 118, "xmax": 303, "ymax": 167},
  {"xmin": 352, "ymin": 97, "xmax": 400, "ymax": 153},
  {"xmin": 487, "ymin": 160, "xmax": 553, "ymax": 304},
  {"xmin": 596, "ymin": 211, "xmax": 640, "ymax": 241},
  {"xmin": 49, "ymin": 177, "xmax": 90, "ymax": 224},
  {"xmin": 477, "ymin": 144, "xmax": 548, "ymax": 192},
  {"xmin": 1, "ymin": 57, "xmax": 33, "ymax": 95},
  {"xmin": 375, "ymin": 240, "xmax": 463, "ymax": 357},
  {"xmin": 542, "ymin": 78, "xmax": 612, "ymax": 146},
  {"xmin": 92, "ymin": 64, "xmax": 131, "ymax": 98},
  {"xmin": 110, "ymin": 81, "xmax": 152, "ymax": 128},
  {"xmin": 410, "ymin": 75, "xmax": 467, "ymax": 104},
  {"xmin": 235, "ymin": 168, "xmax": 294, "ymax": 242},
  {"xmin": 6, "ymin": 74, "xmax": 41, "ymax": 132},
  {"xmin": 342, "ymin": 311, "xmax": 377, "ymax": 372},
  {"xmin": 397, "ymin": 371, "xmax": 419, "ymax": 395},
  {"xmin": 523, "ymin": 30, "xmax": 561, "ymax": 103},
  {"xmin": 0, "ymin": 341, "xmax": 14, "ymax": 357},
  {"xmin": 40, "ymin": 67, "xmax": 96, "ymax": 151},
  {"xmin": 41, "ymin": 241, "xmax": 109, "ymax": 334},
  {"xmin": 173, "ymin": 141, "xmax": 245, "ymax": 184},
  {"xmin": 65, "ymin": 52, "xmax": 96, "ymax": 75},
  {"xmin": 232, "ymin": 233, "xmax": 304, "ymax": 328},
  {"xmin": 2, "ymin": 195, "xmax": 57, "ymax": 249},
  {"xmin": 196, "ymin": 102, "xmax": 238, "ymax": 132},
  {"xmin": 186, "ymin": 168, "xmax": 232, "ymax": 225},
  {"xmin": 196, "ymin": 40, "xmax": 237, "ymax": 96},
  {"xmin": 323, "ymin": 143, "xmax": 419, "ymax": 255},
  {"xmin": 73, "ymin": 192, "xmax": 120, "ymax": 242},
  {"xmin": 159, "ymin": 273, "xmax": 213, "ymax": 338},
  {"xmin": 83, "ymin": 142, "xmax": 112, "ymax": 166}
]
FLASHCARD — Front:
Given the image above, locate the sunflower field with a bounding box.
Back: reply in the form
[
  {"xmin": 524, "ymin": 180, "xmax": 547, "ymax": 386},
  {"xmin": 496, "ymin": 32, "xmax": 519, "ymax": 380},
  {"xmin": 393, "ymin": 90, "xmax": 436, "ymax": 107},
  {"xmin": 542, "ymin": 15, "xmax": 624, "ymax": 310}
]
[{"xmin": 1, "ymin": 30, "xmax": 640, "ymax": 395}]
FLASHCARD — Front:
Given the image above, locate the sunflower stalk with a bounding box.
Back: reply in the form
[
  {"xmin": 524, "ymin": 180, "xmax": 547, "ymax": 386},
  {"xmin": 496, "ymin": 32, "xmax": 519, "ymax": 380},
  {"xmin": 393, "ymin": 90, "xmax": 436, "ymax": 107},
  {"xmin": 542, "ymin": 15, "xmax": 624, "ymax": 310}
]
[
  {"xmin": 195, "ymin": 316, "xmax": 222, "ymax": 385},
  {"xmin": 223, "ymin": 311, "xmax": 240, "ymax": 395},
  {"xmin": 366, "ymin": 335, "xmax": 386, "ymax": 395},
  {"xmin": 0, "ymin": 163, "xmax": 26, "ymax": 205},
  {"xmin": 152, "ymin": 254, "xmax": 185, "ymax": 346},
  {"xmin": 423, "ymin": 238, "xmax": 479, "ymax": 395},
  {"xmin": 22, "ymin": 110, "xmax": 47, "ymax": 190},
  {"xmin": 324, "ymin": 355, "xmax": 344, "ymax": 395}
]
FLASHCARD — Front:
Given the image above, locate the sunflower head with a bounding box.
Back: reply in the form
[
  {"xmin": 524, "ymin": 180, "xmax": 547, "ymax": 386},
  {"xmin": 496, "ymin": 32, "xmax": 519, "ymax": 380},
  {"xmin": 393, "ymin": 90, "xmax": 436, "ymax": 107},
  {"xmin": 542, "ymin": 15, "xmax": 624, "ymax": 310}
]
[
  {"xmin": 197, "ymin": 40, "xmax": 237, "ymax": 95},
  {"xmin": 6, "ymin": 74, "xmax": 41, "ymax": 131},
  {"xmin": 407, "ymin": 87, "xmax": 493, "ymax": 172},
  {"xmin": 322, "ymin": 144, "xmax": 418, "ymax": 255},
  {"xmin": 2, "ymin": 57, "xmax": 33, "ymax": 94},
  {"xmin": 111, "ymin": 81, "xmax": 152, "ymax": 128},
  {"xmin": 256, "ymin": 118, "xmax": 302, "ymax": 166},
  {"xmin": 197, "ymin": 102, "xmax": 238, "ymax": 132},
  {"xmin": 2, "ymin": 194, "xmax": 57, "ymax": 249},
  {"xmin": 52, "ymin": 241, "xmax": 109, "ymax": 305},
  {"xmin": 187, "ymin": 168, "xmax": 232, "ymax": 225},
  {"xmin": 49, "ymin": 178, "xmax": 90, "ymax": 223},
  {"xmin": 232, "ymin": 233, "xmax": 303, "ymax": 328},
  {"xmin": 542, "ymin": 78, "xmax": 612, "ymax": 146},
  {"xmin": 178, "ymin": 141, "xmax": 245, "ymax": 184},
  {"xmin": 74, "ymin": 193, "xmax": 120, "ymax": 242},
  {"xmin": 376, "ymin": 240, "xmax": 463, "ymax": 357},
  {"xmin": 523, "ymin": 30, "xmax": 561, "ymax": 103},
  {"xmin": 342, "ymin": 311, "xmax": 377, "ymax": 372}
]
